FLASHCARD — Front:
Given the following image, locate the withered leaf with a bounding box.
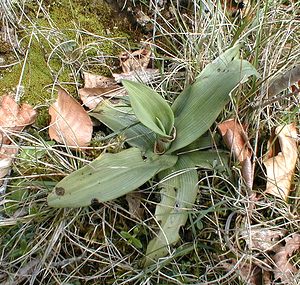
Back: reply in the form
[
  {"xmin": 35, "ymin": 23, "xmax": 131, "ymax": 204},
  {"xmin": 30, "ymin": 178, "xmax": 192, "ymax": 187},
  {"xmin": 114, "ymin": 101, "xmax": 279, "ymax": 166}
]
[
  {"xmin": 49, "ymin": 88, "xmax": 93, "ymax": 147},
  {"xmin": 119, "ymin": 47, "xmax": 151, "ymax": 73},
  {"xmin": 222, "ymin": 259, "xmax": 262, "ymax": 285},
  {"xmin": 113, "ymin": 68, "xmax": 160, "ymax": 84},
  {"xmin": 79, "ymin": 87, "xmax": 127, "ymax": 110},
  {"xmin": 240, "ymin": 227, "xmax": 286, "ymax": 252},
  {"xmin": 263, "ymin": 124, "xmax": 298, "ymax": 200},
  {"xmin": 218, "ymin": 119, "xmax": 253, "ymax": 188},
  {"xmin": 273, "ymin": 233, "xmax": 300, "ymax": 283},
  {"xmin": 0, "ymin": 145, "xmax": 18, "ymax": 183},
  {"xmin": 0, "ymin": 95, "xmax": 37, "ymax": 144},
  {"xmin": 125, "ymin": 192, "xmax": 144, "ymax": 220},
  {"xmin": 79, "ymin": 72, "xmax": 123, "ymax": 109},
  {"xmin": 268, "ymin": 65, "xmax": 300, "ymax": 97},
  {"xmin": 82, "ymin": 71, "xmax": 117, "ymax": 88}
]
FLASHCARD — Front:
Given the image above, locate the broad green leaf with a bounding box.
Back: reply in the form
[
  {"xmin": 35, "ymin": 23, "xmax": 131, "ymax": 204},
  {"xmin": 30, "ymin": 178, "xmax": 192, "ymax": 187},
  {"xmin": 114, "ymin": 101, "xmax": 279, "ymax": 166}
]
[
  {"xmin": 122, "ymin": 80, "xmax": 174, "ymax": 137},
  {"xmin": 47, "ymin": 148, "xmax": 177, "ymax": 208},
  {"xmin": 144, "ymin": 155, "xmax": 198, "ymax": 266},
  {"xmin": 182, "ymin": 150, "xmax": 229, "ymax": 173},
  {"xmin": 91, "ymin": 100, "xmax": 156, "ymax": 151},
  {"xmin": 168, "ymin": 45, "xmax": 259, "ymax": 153}
]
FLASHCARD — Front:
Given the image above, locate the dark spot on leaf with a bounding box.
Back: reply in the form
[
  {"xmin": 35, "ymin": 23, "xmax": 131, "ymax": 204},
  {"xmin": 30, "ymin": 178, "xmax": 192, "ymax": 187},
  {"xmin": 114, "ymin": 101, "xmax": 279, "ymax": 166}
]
[
  {"xmin": 217, "ymin": 68, "xmax": 221, "ymax": 72},
  {"xmin": 238, "ymin": 2, "xmax": 245, "ymax": 9},
  {"xmin": 142, "ymin": 155, "xmax": 148, "ymax": 161},
  {"xmin": 91, "ymin": 198, "xmax": 100, "ymax": 205},
  {"xmin": 55, "ymin": 187, "xmax": 65, "ymax": 196},
  {"xmin": 173, "ymin": 187, "xmax": 178, "ymax": 193}
]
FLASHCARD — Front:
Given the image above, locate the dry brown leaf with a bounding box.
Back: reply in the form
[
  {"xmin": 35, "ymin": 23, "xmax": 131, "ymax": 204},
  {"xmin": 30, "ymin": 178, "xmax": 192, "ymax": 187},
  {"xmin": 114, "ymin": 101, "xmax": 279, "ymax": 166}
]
[
  {"xmin": 218, "ymin": 119, "xmax": 253, "ymax": 188},
  {"xmin": 0, "ymin": 145, "xmax": 18, "ymax": 183},
  {"xmin": 240, "ymin": 228, "xmax": 286, "ymax": 252},
  {"xmin": 119, "ymin": 47, "xmax": 151, "ymax": 73},
  {"xmin": 113, "ymin": 68, "xmax": 160, "ymax": 84},
  {"xmin": 82, "ymin": 71, "xmax": 117, "ymax": 88},
  {"xmin": 268, "ymin": 65, "xmax": 300, "ymax": 97},
  {"xmin": 79, "ymin": 72, "xmax": 124, "ymax": 109},
  {"xmin": 79, "ymin": 87, "xmax": 127, "ymax": 110},
  {"xmin": 263, "ymin": 124, "xmax": 298, "ymax": 200},
  {"xmin": 125, "ymin": 192, "xmax": 144, "ymax": 219},
  {"xmin": 49, "ymin": 88, "xmax": 93, "ymax": 147},
  {"xmin": 0, "ymin": 95, "xmax": 37, "ymax": 144},
  {"xmin": 222, "ymin": 259, "xmax": 262, "ymax": 285},
  {"xmin": 273, "ymin": 233, "xmax": 300, "ymax": 283}
]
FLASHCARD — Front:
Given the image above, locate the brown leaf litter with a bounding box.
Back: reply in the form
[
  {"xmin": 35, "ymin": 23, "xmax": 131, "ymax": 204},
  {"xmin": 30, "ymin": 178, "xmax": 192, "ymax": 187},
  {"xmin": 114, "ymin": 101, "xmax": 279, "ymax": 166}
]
[
  {"xmin": 218, "ymin": 118, "xmax": 253, "ymax": 189},
  {"xmin": 263, "ymin": 123, "xmax": 298, "ymax": 200},
  {"xmin": 49, "ymin": 88, "xmax": 93, "ymax": 147}
]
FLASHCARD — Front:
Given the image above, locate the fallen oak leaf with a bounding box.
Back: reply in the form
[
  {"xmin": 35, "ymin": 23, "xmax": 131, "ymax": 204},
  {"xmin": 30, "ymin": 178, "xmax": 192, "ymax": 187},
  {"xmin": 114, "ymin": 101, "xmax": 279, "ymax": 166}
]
[
  {"xmin": 218, "ymin": 119, "xmax": 253, "ymax": 189},
  {"xmin": 263, "ymin": 124, "xmax": 298, "ymax": 200},
  {"xmin": 49, "ymin": 88, "xmax": 93, "ymax": 147},
  {"xmin": 0, "ymin": 95, "xmax": 37, "ymax": 144},
  {"xmin": 273, "ymin": 233, "xmax": 300, "ymax": 283}
]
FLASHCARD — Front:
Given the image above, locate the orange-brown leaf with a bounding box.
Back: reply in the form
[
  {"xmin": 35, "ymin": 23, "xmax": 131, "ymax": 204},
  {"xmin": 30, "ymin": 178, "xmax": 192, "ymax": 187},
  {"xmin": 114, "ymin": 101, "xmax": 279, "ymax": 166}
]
[
  {"xmin": 119, "ymin": 47, "xmax": 151, "ymax": 73},
  {"xmin": 0, "ymin": 95, "xmax": 37, "ymax": 144},
  {"xmin": 218, "ymin": 119, "xmax": 253, "ymax": 188},
  {"xmin": 263, "ymin": 124, "xmax": 298, "ymax": 200},
  {"xmin": 49, "ymin": 88, "xmax": 93, "ymax": 147}
]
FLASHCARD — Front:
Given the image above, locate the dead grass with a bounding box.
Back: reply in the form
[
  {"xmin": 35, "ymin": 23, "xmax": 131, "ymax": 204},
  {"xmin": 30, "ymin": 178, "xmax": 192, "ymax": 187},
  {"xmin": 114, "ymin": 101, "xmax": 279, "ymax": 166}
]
[{"xmin": 0, "ymin": 0, "xmax": 300, "ymax": 284}]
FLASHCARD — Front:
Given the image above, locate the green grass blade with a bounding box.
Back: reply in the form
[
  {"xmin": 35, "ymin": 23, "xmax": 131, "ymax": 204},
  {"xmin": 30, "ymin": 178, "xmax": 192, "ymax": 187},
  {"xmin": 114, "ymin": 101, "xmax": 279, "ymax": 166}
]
[
  {"xmin": 123, "ymin": 80, "xmax": 174, "ymax": 137},
  {"xmin": 168, "ymin": 45, "xmax": 259, "ymax": 153},
  {"xmin": 47, "ymin": 148, "xmax": 177, "ymax": 208}
]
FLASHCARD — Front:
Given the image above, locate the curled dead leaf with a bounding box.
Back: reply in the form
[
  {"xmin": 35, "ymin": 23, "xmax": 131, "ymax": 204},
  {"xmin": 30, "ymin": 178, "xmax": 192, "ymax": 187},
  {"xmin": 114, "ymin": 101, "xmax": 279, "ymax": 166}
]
[
  {"xmin": 79, "ymin": 72, "xmax": 125, "ymax": 109},
  {"xmin": 119, "ymin": 47, "xmax": 151, "ymax": 73},
  {"xmin": 0, "ymin": 95, "xmax": 37, "ymax": 144},
  {"xmin": 222, "ymin": 259, "xmax": 262, "ymax": 285},
  {"xmin": 263, "ymin": 124, "xmax": 298, "ymax": 200},
  {"xmin": 273, "ymin": 233, "xmax": 300, "ymax": 283},
  {"xmin": 0, "ymin": 145, "xmax": 18, "ymax": 183},
  {"xmin": 218, "ymin": 119, "xmax": 253, "ymax": 188},
  {"xmin": 125, "ymin": 192, "xmax": 144, "ymax": 219},
  {"xmin": 240, "ymin": 227, "xmax": 286, "ymax": 252},
  {"xmin": 82, "ymin": 71, "xmax": 117, "ymax": 88},
  {"xmin": 79, "ymin": 87, "xmax": 127, "ymax": 110},
  {"xmin": 49, "ymin": 88, "xmax": 93, "ymax": 147},
  {"xmin": 268, "ymin": 65, "xmax": 300, "ymax": 97},
  {"xmin": 113, "ymin": 69, "xmax": 160, "ymax": 84}
]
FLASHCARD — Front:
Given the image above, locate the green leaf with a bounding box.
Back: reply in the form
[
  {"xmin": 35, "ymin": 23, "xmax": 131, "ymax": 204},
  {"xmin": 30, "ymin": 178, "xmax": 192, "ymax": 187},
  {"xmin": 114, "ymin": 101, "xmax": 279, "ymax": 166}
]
[
  {"xmin": 91, "ymin": 100, "xmax": 156, "ymax": 151},
  {"xmin": 122, "ymin": 80, "xmax": 174, "ymax": 137},
  {"xmin": 144, "ymin": 155, "xmax": 198, "ymax": 266},
  {"xmin": 168, "ymin": 45, "xmax": 259, "ymax": 153},
  {"xmin": 182, "ymin": 150, "xmax": 229, "ymax": 173},
  {"xmin": 47, "ymin": 148, "xmax": 177, "ymax": 208}
]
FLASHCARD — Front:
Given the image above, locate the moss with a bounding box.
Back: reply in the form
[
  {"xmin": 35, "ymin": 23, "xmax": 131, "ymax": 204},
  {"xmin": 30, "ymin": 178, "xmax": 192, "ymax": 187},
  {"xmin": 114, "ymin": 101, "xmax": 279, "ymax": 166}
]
[{"xmin": 0, "ymin": 0, "xmax": 139, "ymax": 130}]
